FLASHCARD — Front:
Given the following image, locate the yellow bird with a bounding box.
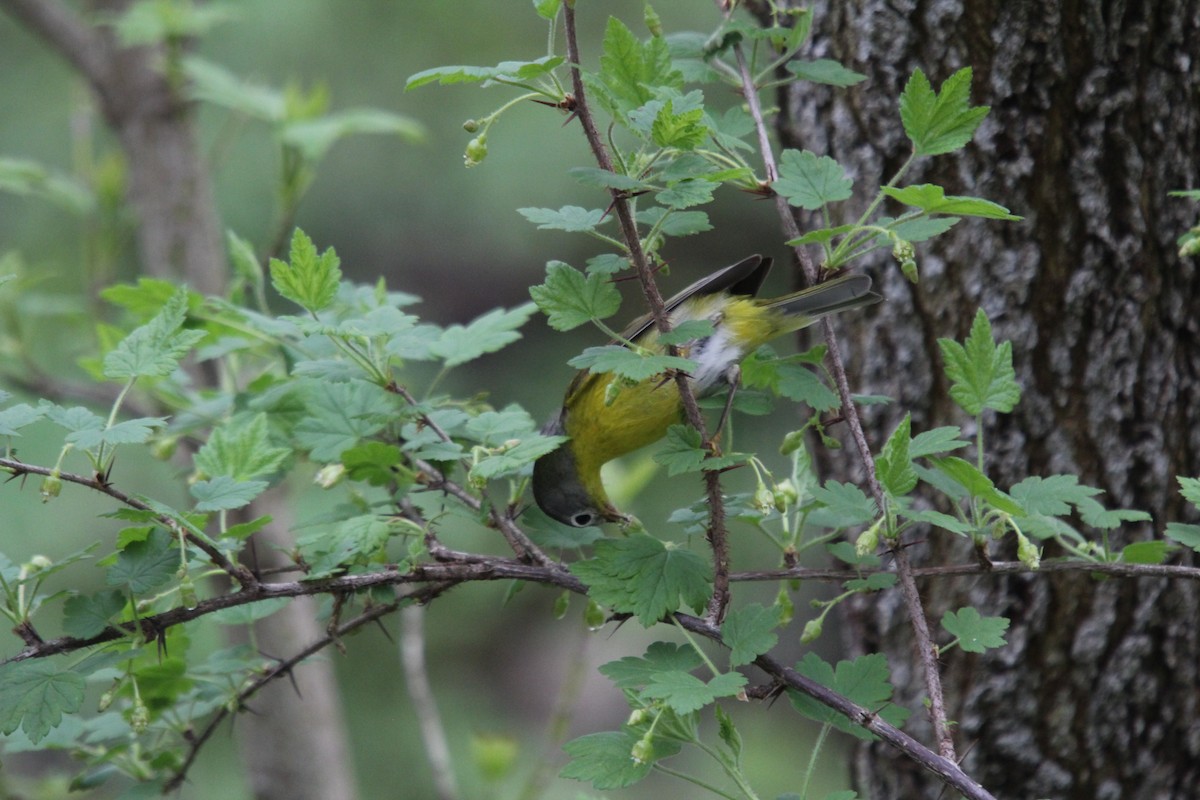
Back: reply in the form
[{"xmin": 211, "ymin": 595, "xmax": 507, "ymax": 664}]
[{"xmin": 532, "ymin": 255, "xmax": 881, "ymax": 527}]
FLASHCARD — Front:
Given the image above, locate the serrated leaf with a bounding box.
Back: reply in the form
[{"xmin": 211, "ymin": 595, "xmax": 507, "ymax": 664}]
[
  {"xmin": 568, "ymin": 346, "xmax": 695, "ymax": 382},
  {"xmin": 774, "ymin": 149, "xmax": 853, "ymax": 210},
  {"xmin": 518, "ymin": 205, "xmax": 608, "ymax": 232},
  {"xmin": 721, "ymin": 603, "xmax": 780, "ymax": 666},
  {"xmin": 909, "ymin": 426, "xmax": 970, "ymax": 457},
  {"xmin": 651, "ymin": 100, "xmax": 709, "ymax": 150},
  {"xmin": 899, "ymin": 67, "xmax": 989, "ymax": 156},
  {"xmin": 294, "ymin": 380, "xmax": 394, "ymax": 461},
  {"xmin": 938, "ymin": 308, "xmax": 1021, "ymax": 415},
  {"xmin": 0, "ymin": 157, "xmax": 93, "ymax": 214},
  {"xmin": 106, "ymin": 529, "xmax": 177, "ymax": 594},
  {"xmin": 561, "ymin": 731, "xmax": 653, "ymax": 788},
  {"xmin": 0, "ymin": 403, "xmax": 45, "ymax": 436},
  {"xmin": 62, "ymin": 589, "xmax": 126, "ymax": 638},
  {"xmin": 209, "ymin": 597, "xmax": 292, "ymax": 625},
  {"xmin": 183, "ymin": 56, "xmax": 285, "ymax": 120},
  {"xmin": 1074, "ymin": 496, "xmax": 1152, "ymax": 530},
  {"xmin": 570, "ymin": 533, "xmax": 711, "ymax": 625},
  {"xmin": 786, "ymin": 224, "xmax": 856, "ymax": 246},
  {"xmin": 812, "ymin": 481, "xmax": 878, "ymax": 526},
  {"xmin": 787, "ymin": 58, "xmax": 867, "ymax": 87},
  {"xmin": 103, "ymin": 288, "xmax": 206, "ymax": 380},
  {"xmin": 405, "ymin": 55, "xmax": 565, "ymax": 90},
  {"xmin": 269, "ymin": 229, "xmax": 342, "ymax": 313},
  {"xmin": 433, "ymin": 303, "xmax": 537, "ymax": 367},
  {"xmin": 530, "ymin": 261, "xmax": 621, "ymax": 331},
  {"xmin": 297, "ymin": 514, "xmax": 396, "ymax": 575},
  {"xmin": 1121, "ymin": 540, "xmax": 1169, "ymax": 565},
  {"xmin": 0, "ymin": 661, "xmax": 85, "ymax": 744},
  {"xmin": 567, "ymin": 167, "xmax": 647, "ymax": 192},
  {"xmin": 775, "ymin": 362, "xmax": 839, "ymax": 411},
  {"xmin": 1165, "ymin": 522, "xmax": 1200, "ymax": 552},
  {"xmin": 788, "ymin": 653, "xmax": 910, "ymax": 740},
  {"xmin": 68, "ymin": 416, "xmax": 168, "ymax": 450},
  {"xmin": 875, "ymin": 414, "xmax": 917, "ymax": 496},
  {"xmin": 599, "ymin": 16, "xmax": 681, "ymax": 112},
  {"xmin": 879, "ymin": 215, "xmax": 960, "ymax": 243},
  {"xmin": 195, "ymin": 413, "xmax": 289, "ymax": 481},
  {"xmin": 190, "ymin": 476, "xmax": 268, "ymax": 511},
  {"xmin": 1177, "ymin": 476, "xmax": 1200, "ymax": 508},
  {"xmin": 883, "ymin": 184, "xmax": 1020, "ymax": 220},
  {"xmin": 941, "ymin": 607, "xmax": 1010, "ymax": 653},
  {"xmin": 652, "ymin": 424, "xmax": 707, "ymax": 476},
  {"xmin": 927, "ymin": 456, "xmax": 1024, "ymax": 516},
  {"xmin": 657, "ymin": 179, "xmax": 716, "ymax": 209},
  {"xmin": 640, "ymin": 670, "xmax": 747, "ymax": 714},
  {"xmin": 1008, "ymin": 474, "xmax": 1102, "ymax": 516},
  {"xmin": 471, "ymin": 435, "xmax": 568, "ymax": 480},
  {"xmin": 281, "ymin": 108, "xmax": 423, "ymax": 162},
  {"xmin": 637, "ymin": 206, "xmax": 711, "ymax": 237},
  {"xmin": 599, "ymin": 642, "xmax": 704, "ymax": 689}
]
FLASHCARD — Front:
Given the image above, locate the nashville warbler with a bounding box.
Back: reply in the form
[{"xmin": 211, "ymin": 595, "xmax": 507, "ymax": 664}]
[{"xmin": 532, "ymin": 255, "xmax": 881, "ymax": 527}]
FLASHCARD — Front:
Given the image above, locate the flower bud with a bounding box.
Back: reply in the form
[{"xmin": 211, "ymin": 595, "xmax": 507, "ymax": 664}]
[
  {"xmin": 626, "ymin": 707, "xmax": 651, "ymax": 727},
  {"xmin": 800, "ymin": 617, "xmax": 823, "ymax": 643},
  {"xmin": 855, "ymin": 518, "xmax": 882, "ymax": 557},
  {"xmin": 630, "ymin": 734, "xmax": 655, "ymax": 764},
  {"xmin": 40, "ymin": 473, "xmax": 62, "ymax": 502},
  {"xmin": 643, "ymin": 3, "xmax": 663, "ymax": 36},
  {"xmin": 314, "ymin": 463, "xmax": 346, "ymax": 489},
  {"xmin": 462, "ymin": 118, "xmax": 480, "ymax": 133},
  {"xmin": 464, "ymin": 134, "xmax": 488, "ymax": 167},
  {"xmin": 1017, "ymin": 531, "xmax": 1041, "ymax": 570},
  {"xmin": 130, "ymin": 703, "xmax": 150, "ymax": 733}
]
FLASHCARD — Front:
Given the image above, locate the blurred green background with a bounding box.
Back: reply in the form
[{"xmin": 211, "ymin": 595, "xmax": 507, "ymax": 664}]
[{"xmin": 0, "ymin": 2, "xmax": 852, "ymax": 798}]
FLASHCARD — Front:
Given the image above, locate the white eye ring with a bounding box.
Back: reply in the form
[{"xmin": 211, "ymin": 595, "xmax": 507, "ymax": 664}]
[{"xmin": 571, "ymin": 511, "xmax": 595, "ymax": 527}]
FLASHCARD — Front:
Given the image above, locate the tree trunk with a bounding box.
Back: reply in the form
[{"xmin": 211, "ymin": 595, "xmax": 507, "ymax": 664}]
[{"xmin": 765, "ymin": 1, "xmax": 1200, "ymax": 797}]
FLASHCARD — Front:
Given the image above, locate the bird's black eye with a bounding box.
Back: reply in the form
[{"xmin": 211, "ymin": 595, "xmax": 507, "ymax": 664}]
[{"xmin": 571, "ymin": 511, "xmax": 595, "ymax": 527}]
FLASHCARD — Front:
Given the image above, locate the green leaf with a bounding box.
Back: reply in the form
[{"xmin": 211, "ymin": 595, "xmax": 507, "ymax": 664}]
[
  {"xmin": 879, "ymin": 215, "xmax": 960, "ymax": 243},
  {"xmin": 786, "ymin": 224, "xmax": 856, "ymax": 247},
  {"xmin": 653, "ymin": 424, "xmax": 735, "ymax": 477},
  {"xmin": 281, "ymin": 108, "xmax": 424, "ymax": 162},
  {"xmin": 927, "ymin": 456, "xmax": 1024, "ymax": 516},
  {"xmin": 1165, "ymin": 522, "xmax": 1200, "ymax": 553},
  {"xmin": 518, "ymin": 205, "xmax": 607, "ymax": 232},
  {"xmin": 843, "ymin": 572, "xmax": 898, "ymax": 592},
  {"xmin": 0, "ymin": 661, "xmax": 85, "ymax": 744},
  {"xmin": 341, "ymin": 442, "xmax": 406, "ymax": 487},
  {"xmin": 183, "ymin": 56, "xmax": 285, "ymax": 120},
  {"xmin": 1177, "ymin": 476, "xmax": 1200, "ymax": 508},
  {"xmin": 567, "ymin": 167, "xmax": 646, "ymax": 192},
  {"xmin": 190, "ymin": 476, "xmax": 269, "ymax": 511},
  {"xmin": 599, "ymin": 642, "xmax": 703, "ymax": 689},
  {"xmin": 875, "ymin": 414, "xmax": 917, "ymax": 496},
  {"xmin": 656, "ymin": 179, "xmax": 717, "ymax": 209},
  {"xmin": 269, "ymin": 229, "xmax": 342, "ymax": 313},
  {"xmin": 222, "ymin": 515, "xmax": 273, "ymax": 541},
  {"xmin": 471, "ymin": 435, "xmax": 569, "ymax": 480},
  {"xmin": 106, "ymin": 529, "xmax": 177, "ymax": 595},
  {"xmin": 722, "ymin": 603, "xmax": 780, "ymax": 667},
  {"xmin": 0, "ymin": 157, "xmax": 93, "ymax": 214},
  {"xmin": 882, "ymin": 184, "xmax": 1020, "ymax": 220},
  {"xmin": 405, "ymin": 55, "xmax": 565, "ymax": 90},
  {"xmin": 640, "ymin": 670, "xmax": 747, "ymax": 714},
  {"xmin": 1120, "ymin": 540, "xmax": 1169, "ymax": 565},
  {"xmin": 209, "ymin": 597, "xmax": 292, "ymax": 625},
  {"xmin": 533, "ymin": 0, "xmax": 561, "ymax": 20},
  {"xmin": 195, "ymin": 414, "xmax": 290, "ymax": 481},
  {"xmin": 295, "ymin": 380, "xmax": 394, "ymax": 461},
  {"xmin": 68, "ymin": 416, "xmax": 168, "ymax": 450},
  {"xmin": 909, "ymin": 426, "xmax": 970, "ymax": 457},
  {"xmin": 1008, "ymin": 474, "xmax": 1102, "ymax": 516},
  {"xmin": 62, "ymin": 589, "xmax": 126, "ymax": 638},
  {"xmin": 774, "ymin": 149, "xmax": 853, "ymax": 210},
  {"xmin": 297, "ymin": 514, "xmax": 397, "ymax": 576},
  {"xmin": 1074, "ymin": 497, "xmax": 1152, "ymax": 530},
  {"xmin": 0, "ymin": 403, "xmax": 44, "ymax": 436},
  {"xmin": 103, "ymin": 287, "xmax": 206, "ymax": 380},
  {"xmin": 598, "ymin": 16, "xmax": 681, "ymax": 112},
  {"xmin": 568, "ymin": 346, "xmax": 695, "ymax": 382},
  {"xmin": 636, "ymin": 206, "xmax": 711, "ymax": 237},
  {"xmin": 812, "ymin": 481, "xmax": 878, "ymax": 526},
  {"xmin": 899, "ymin": 67, "xmax": 989, "ymax": 156},
  {"xmin": 432, "ymin": 303, "xmax": 537, "ymax": 367},
  {"xmin": 659, "ymin": 319, "xmax": 715, "ymax": 346},
  {"xmin": 941, "ymin": 607, "xmax": 1010, "ymax": 653},
  {"xmin": 788, "ymin": 653, "xmax": 910, "ymax": 740},
  {"xmin": 570, "ymin": 533, "xmax": 711, "ymax": 625},
  {"xmin": 938, "ymin": 308, "xmax": 1022, "ymax": 415},
  {"xmin": 561, "ymin": 731, "xmax": 653, "ymax": 788},
  {"xmin": 651, "ymin": 100, "xmax": 709, "ymax": 150},
  {"xmin": 775, "ymin": 362, "xmax": 839, "ymax": 411},
  {"xmin": 787, "ymin": 59, "xmax": 867, "ymax": 87},
  {"xmin": 530, "ymin": 261, "xmax": 621, "ymax": 331}
]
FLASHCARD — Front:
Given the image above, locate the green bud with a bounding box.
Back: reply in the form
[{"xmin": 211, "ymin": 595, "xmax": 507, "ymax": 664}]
[
  {"xmin": 800, "ymin": 617, "xmax": 823, "ymax": 643},
  {"xmin": 643, "ymin": 3, "xmax": 663, "ymax": 36},
  {"xmin": 1016, "ymin": 531, "xmax": 1041, "ymax": 570},
  {"xmin": 149, "ymin": 434, "xmax": 179, "ymax": 460},
  {"xmin": 462, "ymin": 118, "xmax": 480, "ymax": 133},
  {"xmin": 26, "ymin": 554, "xmax": 52, "ymax": 572},
  {"xmin": 98, "ymin": 690, "xmax": 115, "ymax": 712},
  {"xmin": 901, "ymin": 257, "xmax": 919, "ymax": 283},
  {"xmin": 1180, "ymin": 234, "xmax": 1200, "ymax": 258},
  {"xmin": 40, "ymin": 472, "xmax": 62, "ymax": 503},
  {"xmin": 775, "ymin": 586, "xmax": 794, "ymax": 627},
  {"xmin": 630, "ymin": 734, "xmax": 655, "ymax": 764},
  {"xmin": 314, "ymin": 463, "xmax": 346, "ymax": 489},
  {"xmin": 584, "ymin": 598, "xmax": 606, "ymax": 630},
  {"xmin": 754, "ymin": 485, "xmax": 775, "ymax": 514},
  {"xmin": 855, "ymin": 517, "xmax": 883, "ymax": 557},
  {"xmin": 773, "ymin": 479, "xmax": 798, "ymax": 512},
  {"xmin": 626, "ymin": 707, "xmax": 651, "ymax": 727},
  {"xmin": 130, "ymin": 702, "xmax": 150, "ymax": 733},
  {"xmin": 470, "ymin": 733, "xmax": 519, "ymax": 782},
  {"xmin": 464, "ymin": 134, "xmax": 488, "ymax": 167},
  {"xmin": 552, "ymin": 590, "xmax": 570, "ymax": 620},
  {"xmin": 178, "ymin": 574, "xmax": 198, "ymax": 609}
]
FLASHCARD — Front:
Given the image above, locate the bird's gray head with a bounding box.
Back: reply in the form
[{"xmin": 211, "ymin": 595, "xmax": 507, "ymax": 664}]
[{"xmin": 531, "ymin": 441, "xmax": 603, "ymax": 528}]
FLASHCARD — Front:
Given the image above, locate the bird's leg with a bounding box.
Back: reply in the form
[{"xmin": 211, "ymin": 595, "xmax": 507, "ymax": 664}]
[{"xmin": 709, "ymin": 364, "xmax": 742, "ymax": 453}]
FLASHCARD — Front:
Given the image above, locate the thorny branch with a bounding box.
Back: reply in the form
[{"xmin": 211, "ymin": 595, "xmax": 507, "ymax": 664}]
[
  {"xmin": 732, "ymin": 39, "xmax": 957, "ymax": 760},
  {"xmin": 561, "ymin": 3, "xmax": 733, "ymax": 623}
]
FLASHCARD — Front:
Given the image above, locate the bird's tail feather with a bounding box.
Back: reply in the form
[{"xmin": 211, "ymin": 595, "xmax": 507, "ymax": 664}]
[{"xmin": 763, "ymin": 274, "xmax": 882, "ymax": 327}]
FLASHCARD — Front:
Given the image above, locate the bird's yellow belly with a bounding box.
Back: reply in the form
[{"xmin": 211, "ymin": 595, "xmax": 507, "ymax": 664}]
[{"xmin": 564, "ymin": 374, "xmax": 683, "ymax": 468}]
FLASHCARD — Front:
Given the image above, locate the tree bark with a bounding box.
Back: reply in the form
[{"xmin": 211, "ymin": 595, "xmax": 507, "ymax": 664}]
[{"xmin": 765, "ymin": 1, "xmax": 1200, "ymax": 797}]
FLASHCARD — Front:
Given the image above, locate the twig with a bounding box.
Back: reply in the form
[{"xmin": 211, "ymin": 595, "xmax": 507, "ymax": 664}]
[
  {"xmin": 0, "ymin": 457, "xmax": 257, "ymax": 589},
  {"xmin": 733, "ymin": 40, "xmax": 955, "ymax": 759},
  {"xmin": 561, "ymin": 3, "xmax": 733, "ymax": 623},
  {"xmin": 401, "ymin": 605, "xmax": 461, "ymax": 800},
  {"xmin": 671, "ymin": 613, "xmax": 996, "ymax": 800}
]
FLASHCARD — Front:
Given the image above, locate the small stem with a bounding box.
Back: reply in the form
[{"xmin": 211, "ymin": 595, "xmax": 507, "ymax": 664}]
[
  {"xmin": 798, "ymin": 723, "xmax": 832, "ymax": 800},
  {"xmin": 652, "ymin": 763, "xmax": 742, "ymax": 800}
]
